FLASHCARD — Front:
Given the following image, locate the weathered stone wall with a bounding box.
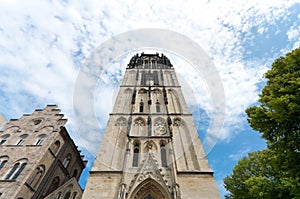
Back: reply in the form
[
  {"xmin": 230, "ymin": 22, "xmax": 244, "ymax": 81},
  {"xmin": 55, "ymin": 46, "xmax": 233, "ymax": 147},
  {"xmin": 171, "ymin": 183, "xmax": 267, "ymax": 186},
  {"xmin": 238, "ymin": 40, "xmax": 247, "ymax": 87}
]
[{"xmin": 0, "ymin": 105, "xmax": 86, "ymax": 199}]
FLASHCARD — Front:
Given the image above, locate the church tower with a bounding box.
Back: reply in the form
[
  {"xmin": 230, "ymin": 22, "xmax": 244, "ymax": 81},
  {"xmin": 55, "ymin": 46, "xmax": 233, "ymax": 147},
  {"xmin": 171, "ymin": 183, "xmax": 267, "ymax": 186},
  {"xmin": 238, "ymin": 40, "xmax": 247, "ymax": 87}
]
[{"xmin": 82, "ymin": 53, "xmax": 220, "ymax": 199}]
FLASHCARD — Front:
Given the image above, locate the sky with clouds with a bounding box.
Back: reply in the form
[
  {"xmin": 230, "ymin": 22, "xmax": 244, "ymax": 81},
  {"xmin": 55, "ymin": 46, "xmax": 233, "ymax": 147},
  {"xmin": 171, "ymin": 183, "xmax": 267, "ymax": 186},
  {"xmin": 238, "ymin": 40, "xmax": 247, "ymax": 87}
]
[{"xmin": 0, "ymin": 0, "xmax": 300, "ymax": 197}]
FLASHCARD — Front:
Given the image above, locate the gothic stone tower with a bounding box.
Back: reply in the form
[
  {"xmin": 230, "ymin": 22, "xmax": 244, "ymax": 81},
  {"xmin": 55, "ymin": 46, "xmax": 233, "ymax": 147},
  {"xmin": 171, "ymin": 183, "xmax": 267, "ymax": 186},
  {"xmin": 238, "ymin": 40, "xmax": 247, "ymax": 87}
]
[{"xmin": 82, "ymin": 53, "xmax": 220, "ymax": 199}]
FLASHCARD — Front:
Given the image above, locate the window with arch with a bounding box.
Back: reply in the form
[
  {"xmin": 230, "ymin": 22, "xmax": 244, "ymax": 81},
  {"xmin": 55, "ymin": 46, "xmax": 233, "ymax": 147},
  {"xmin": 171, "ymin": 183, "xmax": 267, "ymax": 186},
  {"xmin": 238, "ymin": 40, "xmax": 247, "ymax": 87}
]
[
  {"xmin": 51, "ymin": 140, "xmax": 61, "ymax": 155},
  {"xmin": 47, "ymin": 176, "xmax": 60, "ymax": 195},
  {"xmin": 57, "ymin": 192, "xmax": 62, "ymax": 199},
  {"xmin": 115, "ymin": 117, "xmax": 127, "ymax": 126},
  {"xmin": 35, "ymin": 134, "xmax": 46, "ymax": 145},
  {"xmin": 132, "ymin": 142, "xmax": 140, "ymax": 167},
  {"xmin": 62, "ymin": 154, "xmax": 71, "ymax": 168},
  {"xmin": 0, "ymin": 134, "xmax": 10, "ymax": 145},
  {"xmin": 133, "ymin": 117, "xmax": 146, "ymax": 136},
  {"xmin": 64, "ymin": 191, "xmax": 71, "ymax": 199},
  {"xmin": 160, "ymin": 143, "xmax": 167, "ymax": 167},
  {"xmin": 5, "ymin": 159, "xmax": 27, "ymax": 180},
  {"xmin": 16, "ymin": 134, "xmax": 28, "ymax": 145},
  {"xmin": 72, "ymin": 192, "xmax": 77, "ymax": 199},
  {"xmin": 28, "ymin": 165, "xmax": 45, "ymax": 189},
  {"xmin": 0, "ymin": 156, "xmax": 8, "ymax": 170}
]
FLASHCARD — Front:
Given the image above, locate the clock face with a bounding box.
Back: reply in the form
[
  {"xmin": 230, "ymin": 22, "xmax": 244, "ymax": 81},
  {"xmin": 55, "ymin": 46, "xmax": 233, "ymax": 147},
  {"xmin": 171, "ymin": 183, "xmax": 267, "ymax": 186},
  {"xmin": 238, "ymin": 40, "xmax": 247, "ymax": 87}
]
[{"xmin": 155, "ymin": 124, "xmax": 166, "ymax": 135}]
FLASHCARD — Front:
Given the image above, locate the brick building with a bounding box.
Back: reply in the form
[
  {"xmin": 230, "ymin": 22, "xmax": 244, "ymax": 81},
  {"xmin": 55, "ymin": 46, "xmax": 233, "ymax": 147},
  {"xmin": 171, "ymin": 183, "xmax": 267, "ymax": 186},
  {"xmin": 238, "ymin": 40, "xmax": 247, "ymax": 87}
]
[{"xmin": 0, "ymin": 105, "xmax": 87, "ymax": 199}]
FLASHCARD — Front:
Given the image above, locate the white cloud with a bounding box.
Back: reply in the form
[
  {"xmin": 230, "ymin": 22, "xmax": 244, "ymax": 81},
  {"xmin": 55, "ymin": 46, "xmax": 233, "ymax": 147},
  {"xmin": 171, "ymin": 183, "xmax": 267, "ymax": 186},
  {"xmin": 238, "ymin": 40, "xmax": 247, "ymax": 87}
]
[{"xmin": 229, "ymin": 148, "xmax": 251, "ymax": 161}]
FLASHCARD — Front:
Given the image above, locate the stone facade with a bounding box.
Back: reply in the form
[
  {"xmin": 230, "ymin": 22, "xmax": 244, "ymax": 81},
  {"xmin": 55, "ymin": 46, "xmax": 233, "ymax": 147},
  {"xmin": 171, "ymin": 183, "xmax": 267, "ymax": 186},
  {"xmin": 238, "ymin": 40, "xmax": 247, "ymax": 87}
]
[
  {"xmin": 0, "ymin": 113, "xmax": 6, "ymax": 128},
  {"xmin": 0, "ymin": 105, "xmax": 87, "ymax": 199},
  {"xmin": 44, "ymin": 177, "xmax": 83, "ymax": 199},
  {"xmin": 83, "ymin": 53, "xmax": 220, "ymax": 198}
]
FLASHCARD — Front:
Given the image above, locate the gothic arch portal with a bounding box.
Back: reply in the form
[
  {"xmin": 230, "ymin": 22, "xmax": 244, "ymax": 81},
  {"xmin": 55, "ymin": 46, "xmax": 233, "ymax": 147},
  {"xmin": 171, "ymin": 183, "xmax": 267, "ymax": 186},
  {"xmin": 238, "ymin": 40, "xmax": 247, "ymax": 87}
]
[{"xmin": 129, "ymin": 178, "xmax": 171, "ymax": 199}]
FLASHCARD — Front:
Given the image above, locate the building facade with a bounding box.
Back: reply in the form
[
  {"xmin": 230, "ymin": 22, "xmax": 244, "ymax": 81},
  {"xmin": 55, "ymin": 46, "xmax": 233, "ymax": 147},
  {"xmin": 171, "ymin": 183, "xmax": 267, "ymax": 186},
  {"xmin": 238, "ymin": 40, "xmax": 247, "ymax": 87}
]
[
  {"xmin": 83, "ymin": 53, "xmax": 220, "ymax": 198},
  {"xmin": 0, "ymin": 105, "xmax": 86, "ymax": 199}
]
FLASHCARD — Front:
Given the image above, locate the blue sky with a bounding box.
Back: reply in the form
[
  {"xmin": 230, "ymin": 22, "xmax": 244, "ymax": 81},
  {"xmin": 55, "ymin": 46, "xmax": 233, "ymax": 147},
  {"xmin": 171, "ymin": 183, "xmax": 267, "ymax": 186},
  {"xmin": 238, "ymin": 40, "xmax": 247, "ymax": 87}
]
[{"xmin": 0, "ymin": 1, "xmax": 300, "ymax": 198}]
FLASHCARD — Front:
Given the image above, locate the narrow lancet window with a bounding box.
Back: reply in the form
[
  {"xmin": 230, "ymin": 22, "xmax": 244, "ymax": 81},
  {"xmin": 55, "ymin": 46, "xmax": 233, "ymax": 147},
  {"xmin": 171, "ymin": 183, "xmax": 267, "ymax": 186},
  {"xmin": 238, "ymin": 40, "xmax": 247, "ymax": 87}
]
[
  {"xmin": 161, "ymin": 143, "xmax": 167, "ymax": 167},
  {"xmin": 133, "ymin": 143, "xmax": 139, "ymax": 167},
  {"xmin": 139, "ymin": 100, "xmax": 144, "ymax": 113}
]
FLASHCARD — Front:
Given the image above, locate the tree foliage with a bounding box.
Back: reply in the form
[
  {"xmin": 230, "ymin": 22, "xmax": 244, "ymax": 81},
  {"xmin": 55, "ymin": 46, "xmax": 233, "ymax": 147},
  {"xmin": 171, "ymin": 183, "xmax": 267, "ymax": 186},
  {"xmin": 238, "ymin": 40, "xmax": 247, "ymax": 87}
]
[
  {"xmin": 224, "ymin": 149, "xmax": 298, "ymax": 198},
  {"xmin": 246, "ymin": 48, "xmax": 300, "ymax": 154},
  {"xmin": 224, "ymin": 48, "xmax": 300, "ymax": 198}
]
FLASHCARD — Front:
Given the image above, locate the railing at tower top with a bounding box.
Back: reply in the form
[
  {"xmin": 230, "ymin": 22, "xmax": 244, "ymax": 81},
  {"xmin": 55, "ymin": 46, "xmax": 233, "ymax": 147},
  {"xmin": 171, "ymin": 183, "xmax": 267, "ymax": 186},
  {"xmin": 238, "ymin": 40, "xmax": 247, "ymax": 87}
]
[{"xmin": 127, "ymin": 53, "xmax": 173, "ymax": 69}]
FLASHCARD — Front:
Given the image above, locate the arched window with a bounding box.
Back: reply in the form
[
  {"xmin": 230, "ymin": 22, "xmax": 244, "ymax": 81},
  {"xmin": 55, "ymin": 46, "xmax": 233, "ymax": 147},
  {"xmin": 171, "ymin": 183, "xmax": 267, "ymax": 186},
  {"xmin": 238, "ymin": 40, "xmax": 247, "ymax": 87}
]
[
  {"xmin": 62, "ymin": 154, "xmax": 71, "ymax": 168},
  {"xmin": 12, "ymin": 162, "xmax": 27, "ymax": 180},
  {"xmin": 5, "ymin": 163, "xmax": 19, "ymax": 179},
  {"xmin": 5, "ymin": 159, "xmax": 27, "ymax": 180},
  {"xmin": 16, "ymin": 134, "xmax": 28, "ymax": 145},
  {"xmin": 35, "ymin": 134, "xmax": 46, "ymax": 145},
  {"xmin": 156, "ymin": 101, "xmax": 160, "ymax": 113},
  {"xmin": 0, "ymin": 156, "xmax": 8, "ymax": 170},
  {"xmin": 51, "ymin": 141, "xmax": 60, "ymax": 155},
  {"xmin": 161, "ymin": 143, "xmax": 167, "ymax": 167},
  {"xmin": 133, "ymin": 117, "xmax": 146, "ymax": 136},
  {"xmin": 132, "ymin": 142, "xmax": 140, "ymax": 167},
  {"xmin": 0, "ymin": 134, "xmax": 10, "ymax": 145},
  {"xmin": 64, "ymin": 191, "xmax": 71, "ymax": 199},
  {"xmin": 0, "ymin": 160, "xmax": 7, "ymax": 170},
  {"xmin": 57, "ymin": 192, "xmax": 62, "ymax": 199},
  {"xmin": 29, "ymin": 165, "xmax": 45, "ymax": 189},
  {"xmin": 47, "ymin": 176, "xmax": 60, "ymax": 195},
  {"xmin": 72, "ymin": 192, "xmax": 77, "ymax": 199},
  {"xmin": 139, "ymin": 100, "xmax": 144, "ymax": 113}
]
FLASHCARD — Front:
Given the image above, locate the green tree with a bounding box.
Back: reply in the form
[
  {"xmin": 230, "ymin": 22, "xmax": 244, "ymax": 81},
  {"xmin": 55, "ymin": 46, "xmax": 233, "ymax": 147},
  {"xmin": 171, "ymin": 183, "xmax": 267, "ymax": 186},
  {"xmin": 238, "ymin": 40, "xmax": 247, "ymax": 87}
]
[
  {"xmin": 224, "ymin": 149, "xmax": 295, "ymax": 199},
  {"xmin": 246, "ymin": 48, "xmax": 300, "ymax": 179},
  {"xmin": 246, "ymin": 48, "xmax": 300, "ymax": 154},
  {"xmin": 224, "ymin": 48, "xmax": 300, "ymax": 198}
]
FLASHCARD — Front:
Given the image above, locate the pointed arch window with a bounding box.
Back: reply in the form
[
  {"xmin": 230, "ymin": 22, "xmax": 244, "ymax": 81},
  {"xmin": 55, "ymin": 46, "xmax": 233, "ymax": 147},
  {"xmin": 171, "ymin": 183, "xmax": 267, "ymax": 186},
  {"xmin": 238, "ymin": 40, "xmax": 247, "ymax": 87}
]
[
  {"xmin": 161, "ymin": 143, "xmax": 167, "ymax": 167},
  {"xmin": 133, "ymin": 142, "xmax": 140, "ymax": 167}
]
